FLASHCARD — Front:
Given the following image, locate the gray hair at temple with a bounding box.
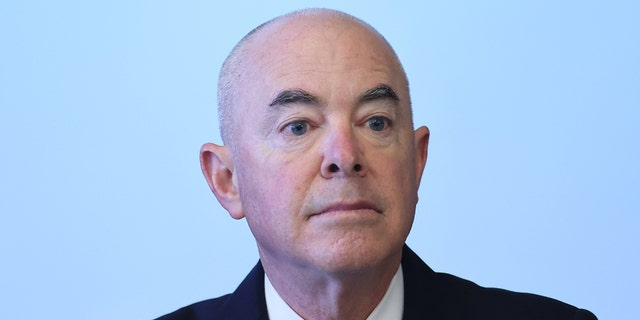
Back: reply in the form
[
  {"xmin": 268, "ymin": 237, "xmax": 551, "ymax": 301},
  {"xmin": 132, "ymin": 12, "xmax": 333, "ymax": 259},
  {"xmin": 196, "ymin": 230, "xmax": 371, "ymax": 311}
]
[{"xmin": 216, "ymin": 8, "xmax": 410, "ymax": 147}]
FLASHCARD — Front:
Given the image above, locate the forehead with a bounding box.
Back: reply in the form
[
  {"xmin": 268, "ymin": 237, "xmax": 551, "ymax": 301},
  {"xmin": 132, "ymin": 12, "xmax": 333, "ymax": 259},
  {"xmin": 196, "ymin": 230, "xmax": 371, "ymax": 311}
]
[{"xmin": 239, "ymin": 14, "xmax": 408, "ymax": 105}]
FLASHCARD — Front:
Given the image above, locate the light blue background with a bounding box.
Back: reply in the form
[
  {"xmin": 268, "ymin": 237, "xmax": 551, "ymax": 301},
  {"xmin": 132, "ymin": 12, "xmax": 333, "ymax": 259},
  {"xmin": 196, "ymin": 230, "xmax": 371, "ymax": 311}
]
[{"xmin": 1, "ymin": 1, "xmax": 637, "ymax": 319}]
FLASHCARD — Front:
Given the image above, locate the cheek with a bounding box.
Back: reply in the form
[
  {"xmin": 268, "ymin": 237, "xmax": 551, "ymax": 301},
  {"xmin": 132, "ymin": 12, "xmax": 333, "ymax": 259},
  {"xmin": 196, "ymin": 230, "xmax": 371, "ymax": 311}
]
[
  {"xmin": 241, "ymin": 158, "xmax": 317, "ymax": 247},
  {"xmin": 239, "ymin": 153, "xmax": 315, "ymax": 217},
  {"xmin": 375, "ymin": 149, "xmax": 418, "ymax": 201}
]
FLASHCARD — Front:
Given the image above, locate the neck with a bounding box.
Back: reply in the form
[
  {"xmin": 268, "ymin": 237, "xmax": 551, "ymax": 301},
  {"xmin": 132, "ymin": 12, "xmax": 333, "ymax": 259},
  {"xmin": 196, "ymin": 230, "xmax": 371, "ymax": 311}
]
[{"xmin": 259, "ymin": 248, "xmax": 402, "ymax": 320}]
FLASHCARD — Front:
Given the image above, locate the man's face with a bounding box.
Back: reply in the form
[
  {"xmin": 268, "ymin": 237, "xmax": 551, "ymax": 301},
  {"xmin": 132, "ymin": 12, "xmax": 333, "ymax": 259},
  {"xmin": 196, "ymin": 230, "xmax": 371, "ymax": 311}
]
[{"xmin": 229, "ymin": 17, "xmax": 428, "ymax": 273}]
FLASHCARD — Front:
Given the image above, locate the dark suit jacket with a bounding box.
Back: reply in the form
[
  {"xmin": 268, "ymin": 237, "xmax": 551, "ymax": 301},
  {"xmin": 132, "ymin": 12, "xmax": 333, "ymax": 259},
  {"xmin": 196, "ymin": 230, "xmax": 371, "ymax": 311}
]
[{"xmin": 157, "ymin": 245, "xmax": 596, "ymax": 319}]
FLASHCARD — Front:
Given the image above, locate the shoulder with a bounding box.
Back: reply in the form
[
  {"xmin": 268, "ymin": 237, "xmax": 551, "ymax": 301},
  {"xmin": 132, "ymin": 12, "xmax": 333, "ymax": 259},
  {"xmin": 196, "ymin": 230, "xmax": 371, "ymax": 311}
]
[
  {"xmin": 155, "ymin": 295, "xmax": 232, "ymax": 320},
  {"xmin": 154, "ymin": 262, "xmax": 268, "ymax": 320},
  {"xmin": 435, "ymin": 272, "xmax": 596, "ymax": 319},
  {"xmin": 401, "ymin": 245, "xmax": 597, "ymax": 319}
]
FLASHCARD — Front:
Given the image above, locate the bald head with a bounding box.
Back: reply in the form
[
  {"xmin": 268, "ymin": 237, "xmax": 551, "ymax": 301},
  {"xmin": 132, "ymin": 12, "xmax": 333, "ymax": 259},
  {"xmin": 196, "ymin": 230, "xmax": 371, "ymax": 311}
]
[{"xmin": 217, "ymin": 8, "xmax": 410, "ymax": 147}]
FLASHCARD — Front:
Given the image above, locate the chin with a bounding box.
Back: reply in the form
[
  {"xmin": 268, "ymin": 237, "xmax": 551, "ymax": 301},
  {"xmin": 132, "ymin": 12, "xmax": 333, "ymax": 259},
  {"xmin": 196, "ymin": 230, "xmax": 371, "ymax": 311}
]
[{"xmin": 309, "ymin": 238, "xmax": 402, "ymax": 274}]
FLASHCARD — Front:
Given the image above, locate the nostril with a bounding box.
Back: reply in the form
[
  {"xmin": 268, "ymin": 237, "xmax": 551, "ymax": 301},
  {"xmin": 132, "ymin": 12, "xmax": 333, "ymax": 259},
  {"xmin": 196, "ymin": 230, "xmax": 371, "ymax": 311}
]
[
  {"xmin": 329, "ymin": 164, "xmax": 339, "ymax": 172},
  {"xmin": 353, "ymin": 164, "xmax": 362, "ymax": 172}
]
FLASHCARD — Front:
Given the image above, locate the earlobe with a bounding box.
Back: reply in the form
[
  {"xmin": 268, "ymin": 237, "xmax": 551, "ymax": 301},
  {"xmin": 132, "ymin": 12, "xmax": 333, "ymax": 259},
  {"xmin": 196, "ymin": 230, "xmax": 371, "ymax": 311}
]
[
  {"xmin": 413, "ymin": 126, "xmax": 430, "ymax": 188},
  {"xmin": 200, "ymin": 143, "xmax": 245, "ymax": 219}
]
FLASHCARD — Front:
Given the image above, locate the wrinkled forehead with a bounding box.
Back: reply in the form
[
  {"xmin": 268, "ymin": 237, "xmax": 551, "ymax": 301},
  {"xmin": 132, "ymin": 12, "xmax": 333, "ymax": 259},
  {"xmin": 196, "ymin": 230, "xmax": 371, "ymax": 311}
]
[{"xmin": 238, "ymin": 13, "xmax": 410, "ymax": 101}]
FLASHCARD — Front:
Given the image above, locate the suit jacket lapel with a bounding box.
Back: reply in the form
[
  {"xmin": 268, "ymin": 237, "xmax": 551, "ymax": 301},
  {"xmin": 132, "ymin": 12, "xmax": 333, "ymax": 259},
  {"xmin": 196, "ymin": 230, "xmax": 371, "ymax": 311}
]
[
  {"xmin": 401, "ymin": 245, "xmax": 444, "ymax": 320},
  {"xmin": 219, "ymin": 261, "xmax": 270, "ymax": 319}
]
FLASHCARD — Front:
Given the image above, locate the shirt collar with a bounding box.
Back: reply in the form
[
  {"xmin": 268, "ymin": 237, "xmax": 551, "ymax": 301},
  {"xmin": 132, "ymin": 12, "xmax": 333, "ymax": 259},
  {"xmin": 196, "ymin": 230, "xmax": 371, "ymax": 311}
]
[{"xmin": 264, "ymin": 265, "xmax": 404, "ymax": 320}]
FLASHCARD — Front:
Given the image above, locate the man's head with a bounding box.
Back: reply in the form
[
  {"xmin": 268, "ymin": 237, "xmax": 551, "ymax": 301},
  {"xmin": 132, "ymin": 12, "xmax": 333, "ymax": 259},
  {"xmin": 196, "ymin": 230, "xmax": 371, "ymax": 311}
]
[{"xmin": 201, "ymin": 8, "xmax": 429, "ymax": 275}]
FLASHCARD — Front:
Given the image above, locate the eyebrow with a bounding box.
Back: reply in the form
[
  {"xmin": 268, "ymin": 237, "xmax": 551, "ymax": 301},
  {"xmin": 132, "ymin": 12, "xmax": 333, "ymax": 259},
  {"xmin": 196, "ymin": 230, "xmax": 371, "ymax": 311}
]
[
  {"xmin": 269, "ymin": 89, "xmax": 319, "ymax": 107},
  {"xmin": 360, "ymin": 84, "xmax": 399, "ymax": 103},
  {"xmin": 267, "ymin": 84, "xmax": 399, "ymax": 108}
]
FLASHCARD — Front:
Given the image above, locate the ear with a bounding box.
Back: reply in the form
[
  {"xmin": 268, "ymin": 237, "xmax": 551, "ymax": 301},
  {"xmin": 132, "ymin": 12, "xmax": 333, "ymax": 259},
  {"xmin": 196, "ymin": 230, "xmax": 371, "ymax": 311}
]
[
  {"xmin": 413, "ymin": 126, "xmax": 430, "ymax": 188},
  {"xmin": 200, "ymin": 143, "xmax": 244, "ymax": 219}
]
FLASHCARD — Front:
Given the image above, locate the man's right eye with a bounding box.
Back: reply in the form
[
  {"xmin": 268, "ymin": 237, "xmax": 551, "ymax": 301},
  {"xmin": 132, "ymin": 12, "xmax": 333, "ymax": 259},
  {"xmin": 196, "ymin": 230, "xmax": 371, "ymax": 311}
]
[{"xmin": 286, "ymin": 120, "xmax": 308, "ymax": 136}]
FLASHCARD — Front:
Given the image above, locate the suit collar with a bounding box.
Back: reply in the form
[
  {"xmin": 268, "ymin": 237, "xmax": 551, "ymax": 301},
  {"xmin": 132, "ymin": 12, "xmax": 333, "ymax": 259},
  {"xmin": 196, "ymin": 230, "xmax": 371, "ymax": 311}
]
[
  {"xmin": 401, "ymin": 244, "xmax": 438, "ymax": 319},
  {"xmin": 219, "ymin": 261, "xmax": 270, "ymax": 320}
]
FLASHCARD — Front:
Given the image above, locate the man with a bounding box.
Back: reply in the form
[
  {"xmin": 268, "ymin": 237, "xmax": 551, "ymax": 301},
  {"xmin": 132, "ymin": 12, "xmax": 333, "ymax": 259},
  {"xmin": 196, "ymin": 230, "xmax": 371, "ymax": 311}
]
[{"xmin": 159, "ymin": 8, "xmax": 596, "ymax": 320}]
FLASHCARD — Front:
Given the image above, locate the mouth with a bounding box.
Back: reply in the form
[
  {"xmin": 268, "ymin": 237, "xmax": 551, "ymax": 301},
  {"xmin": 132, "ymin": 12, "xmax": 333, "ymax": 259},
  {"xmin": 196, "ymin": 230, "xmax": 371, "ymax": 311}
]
[{"xmin": 311, "ymin": 200, "xmax": 382, "ymax": 217}]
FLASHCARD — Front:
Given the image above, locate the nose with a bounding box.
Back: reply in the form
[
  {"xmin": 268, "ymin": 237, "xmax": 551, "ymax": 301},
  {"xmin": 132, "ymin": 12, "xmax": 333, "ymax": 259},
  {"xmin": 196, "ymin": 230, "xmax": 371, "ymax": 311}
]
[{"xmin": 320, "ymin": 127, "xmax": 366, "ymax": 178}]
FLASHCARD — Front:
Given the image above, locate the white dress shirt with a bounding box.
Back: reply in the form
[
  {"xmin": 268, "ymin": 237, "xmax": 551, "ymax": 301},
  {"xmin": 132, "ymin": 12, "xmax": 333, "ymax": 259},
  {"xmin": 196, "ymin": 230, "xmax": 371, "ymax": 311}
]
[{"xmin": 265, "ymin": 265, "xmax": 404, "ymax": 320}]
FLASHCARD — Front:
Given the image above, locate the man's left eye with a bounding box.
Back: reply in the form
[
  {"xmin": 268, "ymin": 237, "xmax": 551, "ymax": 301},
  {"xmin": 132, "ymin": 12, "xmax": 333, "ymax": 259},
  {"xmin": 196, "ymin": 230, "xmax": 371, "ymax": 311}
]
[{"xmin": 367, "ymin": 116, "xmax": 387, "ymax": 131}]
